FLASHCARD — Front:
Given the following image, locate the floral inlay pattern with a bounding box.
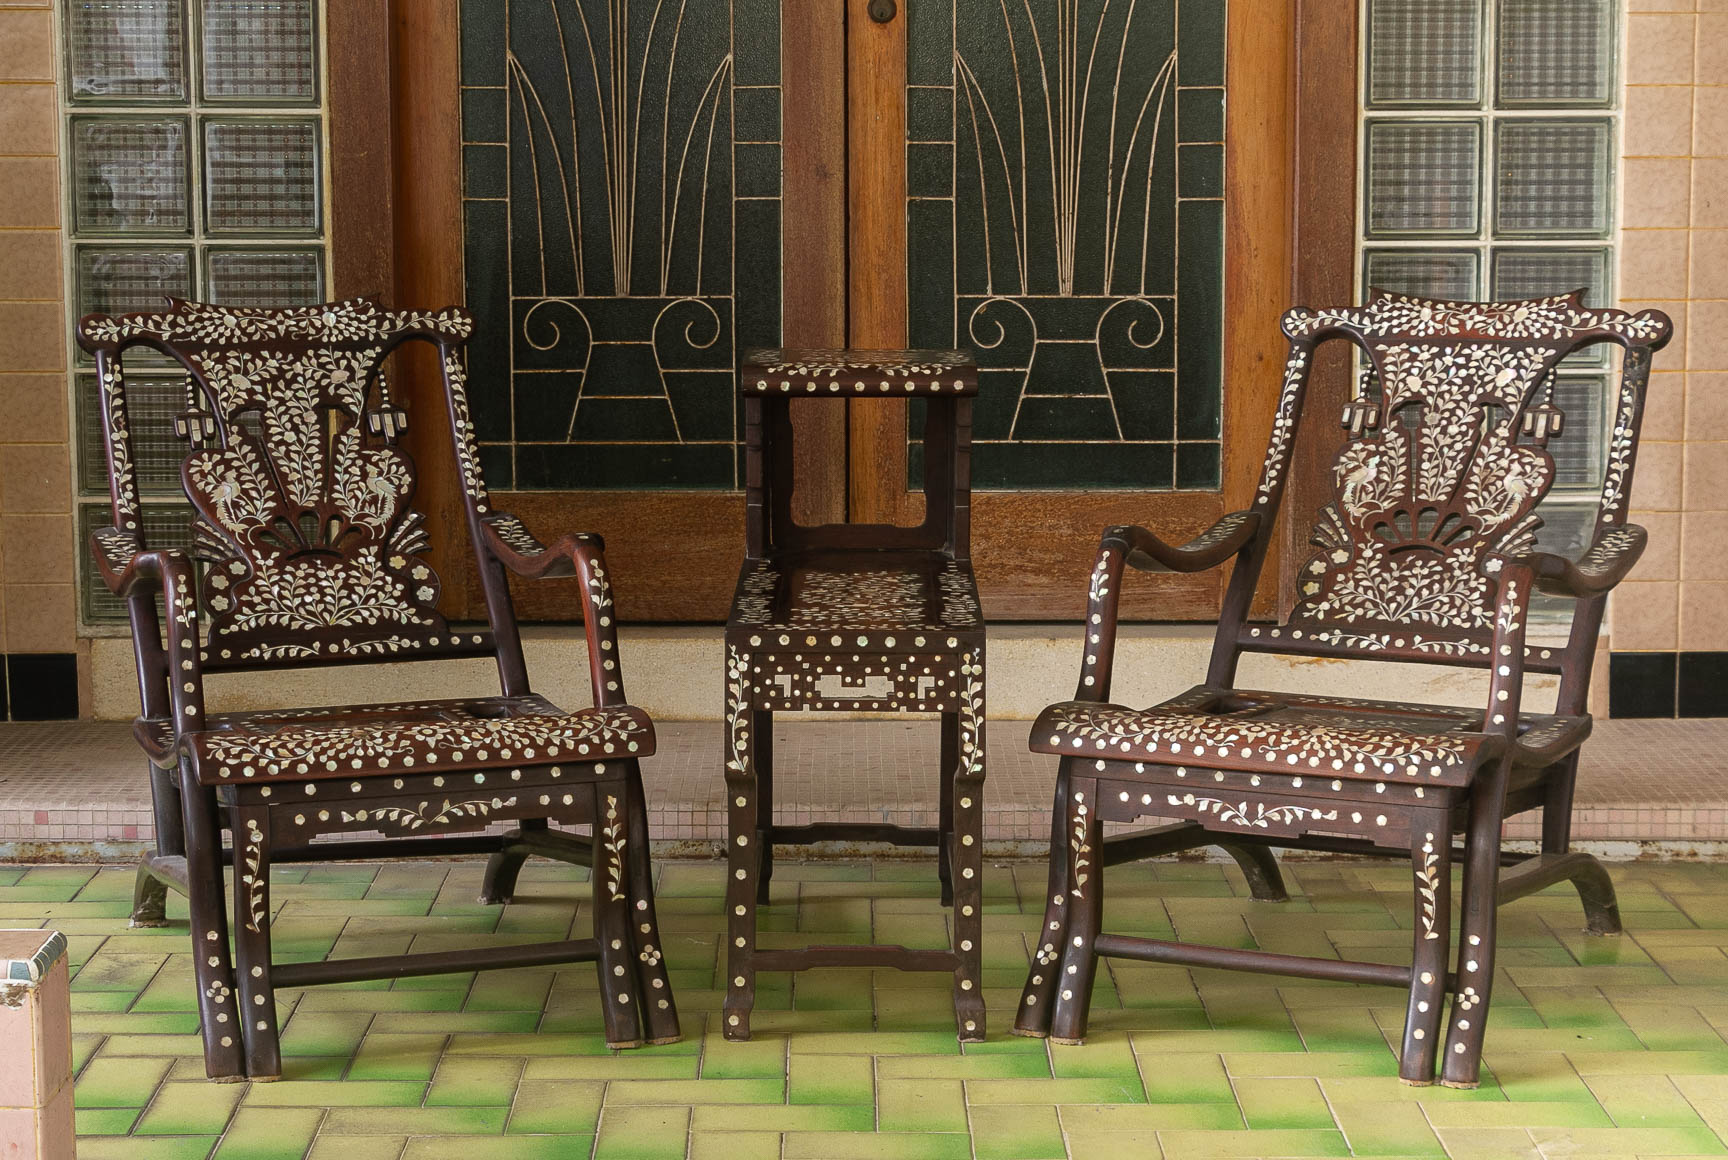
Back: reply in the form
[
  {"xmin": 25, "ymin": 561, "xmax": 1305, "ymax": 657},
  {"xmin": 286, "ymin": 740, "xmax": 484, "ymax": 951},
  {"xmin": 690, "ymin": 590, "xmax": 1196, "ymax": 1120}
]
[
  {"xmin": 729, "ymin": 560, "xmax": 981, "ymax": 631},
  {"xmin": 1166, "ymin": 793, "xmax": 1340, "ymax": 831}
]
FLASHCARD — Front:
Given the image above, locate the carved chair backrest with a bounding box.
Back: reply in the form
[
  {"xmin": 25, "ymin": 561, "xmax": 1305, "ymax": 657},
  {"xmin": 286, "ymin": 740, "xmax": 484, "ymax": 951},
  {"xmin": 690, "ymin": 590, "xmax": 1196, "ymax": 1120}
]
[
  {"xmin": 1222, "ymin": 292, "xmax": 1670, "ymax": 698},
  {"xmin": 740, "ymin": 349, "xmax": 977, "ymax": 558},
  {"xmin": 78, "ymin": 298, "xmax": 514, "ymax": 675}
]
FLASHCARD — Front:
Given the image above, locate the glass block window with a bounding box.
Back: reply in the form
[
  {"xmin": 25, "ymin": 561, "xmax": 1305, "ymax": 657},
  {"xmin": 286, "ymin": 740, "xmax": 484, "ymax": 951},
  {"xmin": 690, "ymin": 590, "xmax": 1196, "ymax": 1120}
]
[
  {"xmin": 62, "ymin": 0, "xmax": 328, "ymax": 626},
  {"xmin": 1359, "ymin": 0, "xmax": 1622, "ymax": 620}
]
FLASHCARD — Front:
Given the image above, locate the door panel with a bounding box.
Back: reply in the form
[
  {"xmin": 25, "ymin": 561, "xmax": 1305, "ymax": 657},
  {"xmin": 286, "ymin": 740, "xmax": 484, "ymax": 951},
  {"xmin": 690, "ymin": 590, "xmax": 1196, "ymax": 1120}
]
[{"xmin": 850, "ymin": 0, "xmax": 1292, "ymax": 620}]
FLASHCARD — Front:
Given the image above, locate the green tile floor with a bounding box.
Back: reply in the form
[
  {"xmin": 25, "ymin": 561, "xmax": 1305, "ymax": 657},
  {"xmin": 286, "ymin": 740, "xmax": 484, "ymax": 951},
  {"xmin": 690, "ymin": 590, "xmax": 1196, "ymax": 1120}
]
[{"xmin": 15, "ymin": 856, "xmax": 1728, "ymax": 1158}]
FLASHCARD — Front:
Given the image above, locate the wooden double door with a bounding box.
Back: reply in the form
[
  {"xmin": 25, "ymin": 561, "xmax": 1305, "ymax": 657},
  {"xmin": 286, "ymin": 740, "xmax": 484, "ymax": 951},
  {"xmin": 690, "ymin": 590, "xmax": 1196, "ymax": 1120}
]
[{"xmin": 371, "ymin": 1, "xmax": 1347, "ymax": 623}]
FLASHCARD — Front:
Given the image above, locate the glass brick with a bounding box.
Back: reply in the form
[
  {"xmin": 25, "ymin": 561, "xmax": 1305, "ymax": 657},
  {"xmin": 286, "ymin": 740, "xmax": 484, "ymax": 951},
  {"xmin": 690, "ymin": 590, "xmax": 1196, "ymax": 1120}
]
[
  {"xmin": 1365, "ymin": 120, "xmax": 1482, "ymax": 237},
  {"xmin": 1366, "ymin": 0, "xmax": 1483, "ymax": 107},
  {"xmin": 66, "ymin": 0, "xmax": 187, "ymax": 102},
  {"xmin": 79, "ymin": 502, "xmax": 196, "ymax": 623},
  {"xmin": 1527, "ymin": 496, "xmax": 1600, "ymax": 621},
  {"xmin": 1494, "ymin": 120, "xmax": 1613, "ymax": 238},
  {"xmin": 75, "ymin": 246, "xmax": 193, "ymax": 319},
  {"xmin": 1544, "ymin": 375, "xmax": 1607, "ymax": 490},
  {"xmin": 200, "ymin": 0, "xmax": 317, "ymax": 102},
  {"xmin": 1498, "ymin": 0, "xmax": 1615, "ymax": 107},
  {"xmin": 77, "ymin": 373, "xmax": 189, "ymax": 496},
  {"xmin": 1363, "ymin": 249, "xmax": 1480, "ymax": 300},
  {"xmin": 1490, "ymin": 247, "xmax": 1611, "ymax": 307},
  {"xmin": 71, "ymin": 117, "xmax": 190, "ymax": 235},
  {"xmin": 205, "ymin": 249, "xmax": 323, "ymax": 308},
  {"xmin": 202, "ymin": 119, "xmax": 321, "ymax": 234}
]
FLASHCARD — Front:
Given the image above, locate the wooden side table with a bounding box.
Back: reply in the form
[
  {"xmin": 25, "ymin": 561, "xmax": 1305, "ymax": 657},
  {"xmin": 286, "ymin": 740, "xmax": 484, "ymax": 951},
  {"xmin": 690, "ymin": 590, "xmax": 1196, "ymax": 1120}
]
[{"xmin": 723, "ymin": 349, "xmax": 987, "ymax": 1042}]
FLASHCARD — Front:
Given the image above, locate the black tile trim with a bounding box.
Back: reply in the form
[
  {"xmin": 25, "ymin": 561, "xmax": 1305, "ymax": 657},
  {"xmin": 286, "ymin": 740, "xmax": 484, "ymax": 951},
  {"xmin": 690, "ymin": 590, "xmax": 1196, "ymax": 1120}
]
[
  {"xmin": 4, "ymin": 654, "xmax": 78, "ymax": 721},
  {"xmin": 1678, "ymin": 652, "xmax": 1728, "ymax": 718},
  {"xmin": 1608, "ymin": 651, "xmax": 1677, "ymax": 719}
]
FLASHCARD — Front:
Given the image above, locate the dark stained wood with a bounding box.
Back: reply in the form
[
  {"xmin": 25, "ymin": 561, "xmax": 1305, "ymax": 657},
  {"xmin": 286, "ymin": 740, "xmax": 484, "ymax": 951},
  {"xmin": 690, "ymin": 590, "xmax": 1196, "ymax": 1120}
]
[
  {"xmin": 326, "ymin": 0, "xmax": 394, "ymax": 300},
  {"xmin": 723, "ymin": 348, "xmax": 987, "ymax": 1044},
  {"xmin": 1286, "ymin": 0, "xmax": 1363, "ymax": 616},
  {"xmin": 1012, "ymin": 294, "xmax": 1674, "ymax": 1087},
  {"xmin": 782, "ymin": 0, "xmax": 851, "ymax": 526},
  {"xmin": 78, "ymin": 299, "xmax": 682, "ymax": 1080}
]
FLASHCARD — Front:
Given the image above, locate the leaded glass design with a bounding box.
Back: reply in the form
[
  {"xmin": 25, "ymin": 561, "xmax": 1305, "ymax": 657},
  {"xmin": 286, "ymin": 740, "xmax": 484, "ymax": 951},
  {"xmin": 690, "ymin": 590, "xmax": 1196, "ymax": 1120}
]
[
  {"xmin": 905, "ymin": 0, "xmax": 1225, "ymax": 491},
  {"xmin": 1497, "ymin": 0, "xmax": 1615, "ymax": 107},
  {"xmin": 1364, "ymin": 120, "xmax": 1482, "ymax": 237},
  {"xmin": 66, "ymin": 0, "xmax": 187, "ymax": 102},
  {"xmin": 1366, "ymin": 0, "xmax": 1482, "ymax": 107},
  {"xmin": 459, "ymin": 0, "xmax": 783, "ymax": 491},
  {"xmin": 71, "ymin": 116, "xmax": 191, "ymax": 234},
  {"xmin": 199, "ymin": 0, "xmax": 317, "ymax": 103}
]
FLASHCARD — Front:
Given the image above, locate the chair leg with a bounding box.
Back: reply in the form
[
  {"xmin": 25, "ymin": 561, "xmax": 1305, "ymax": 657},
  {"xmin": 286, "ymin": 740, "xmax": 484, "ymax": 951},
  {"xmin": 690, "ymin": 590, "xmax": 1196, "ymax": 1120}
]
[
  {"xmin": 1565, "ymin": 854, "xmax": 1623, "ymax": 937},
  {"xmin": 178, "ymin": 768, "xmax": 245, "ymax": 1081},
  {"xmin": 723, "ymin": 670, "xmax": 760, "ymax": 1041},
  {"xmin": 1014, "ymin": 763, "xmax": 1073, "ymax": 1038},
  {"xmin": 951, "ymin": 697, "xmax": 985, "ymax": 1042},
  {"xmin": 1216, "ymin": 840, "xmax": 1290, "ymax": 903},
  {"xmin": 1050, "ymin": 775, "xmax": 1104, "ymax": 1045},
  {"xmin": 622, "ymin": 762, "xmax": 681, "ymax": 1044},
  {"xmin": 132, "ymin": 862, "xmax": 170, "ymax": 928},
  {"xmin": 1538, "ymin": 754, "xmax": 1621, "ymax": 935},
  {"xmin": 755, "ymin": 710, "xmax": 775, "ymax": 905},
  {"xmin": 1400, "ymin": 820, "xmax": 1451, "ymax": 1085},
  {"xmin": 939, "ymin": 711, "xmax": 958, "ymax": 908},
  {"xmin": 592, "ymin": 785, "xmax": 645, "ymax": 1049},
  {"xmin": 478, "ymin": 817, "xmax": 547, "ymax": 905},
  {"xmin": 1441, "ymin": 765, "xmax": 1510, "ymax": 1088},
  {"xmin": 230, "ymin": 802, "xmax": 282, "ymax": 1080},
  {"xmin": 134, "ymin": 762, "xmax": 181, "ymax": 927}
]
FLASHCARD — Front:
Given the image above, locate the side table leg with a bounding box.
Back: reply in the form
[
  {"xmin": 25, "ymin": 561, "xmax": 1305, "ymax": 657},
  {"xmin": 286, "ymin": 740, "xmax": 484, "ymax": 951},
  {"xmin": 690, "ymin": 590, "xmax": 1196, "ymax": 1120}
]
[
  {"xmin": 951, "ymin": 651, "xmax": 986, "ymax": 1041},
  {"xmin": 938, "ymin": 712, "xmax": 958, "ymax": 908},
  {"xmin": 723, "ymin": 648, "xmax": 761, "ymax": 1041},
  {"xmin": 755, "ymin": 710, "xmax": 775, "ymax": 905}
]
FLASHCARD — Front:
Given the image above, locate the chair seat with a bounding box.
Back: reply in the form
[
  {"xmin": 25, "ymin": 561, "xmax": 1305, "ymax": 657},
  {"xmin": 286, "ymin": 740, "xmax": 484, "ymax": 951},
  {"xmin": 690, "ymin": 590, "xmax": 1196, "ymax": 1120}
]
[
  {"xmin": 138, "ymin": 695, "xmax": 655, "ymax": 785},
  {"xmin": 727, "ymin": 550, "xmax": 982, "ymax": 643},
  {"xmin": 1031, "ymin": 686, "xmax": 1588, "ymax": 789}
]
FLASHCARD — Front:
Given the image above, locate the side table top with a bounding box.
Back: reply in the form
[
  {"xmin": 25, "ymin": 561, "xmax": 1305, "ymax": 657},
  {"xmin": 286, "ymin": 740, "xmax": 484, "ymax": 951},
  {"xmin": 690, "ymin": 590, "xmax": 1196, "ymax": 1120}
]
[{"xmin": 740, "ymin": 348, "xmax": 978, "ymax": 396}]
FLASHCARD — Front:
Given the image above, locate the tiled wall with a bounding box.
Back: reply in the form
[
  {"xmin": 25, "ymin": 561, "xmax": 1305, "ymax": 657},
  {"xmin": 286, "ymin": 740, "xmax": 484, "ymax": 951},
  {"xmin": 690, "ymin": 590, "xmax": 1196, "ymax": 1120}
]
[
  {"xmin": 1613, "ymin": 0, "xmax": 1728, "ymax": 715},
  {"xmin": 0, "ymin": 0, "xmax": 80, "ymax": 718}
]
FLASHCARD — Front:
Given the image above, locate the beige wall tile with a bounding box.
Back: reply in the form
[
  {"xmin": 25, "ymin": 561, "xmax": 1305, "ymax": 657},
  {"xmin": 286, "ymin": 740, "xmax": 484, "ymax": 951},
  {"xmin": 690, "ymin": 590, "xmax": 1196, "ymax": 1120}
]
[
  {"xmin": 1, "ymin": 583, "xmax": 74, "ymax": 653},
  {"xmin": 0, "ymin": 303, "xmax": 65, "ymax": 373},
  {"xmin": 0, "ymin": 514, "xmax": 71, "ymax": 584},
  {"xmin": 1629, "ymin": 509, "xmax": 1682, "ymax": 580},
  {"xmin": 1624, "ymin": 229, "xmax": 1692, "ymax": 299},
  {"xmin": 1611, "ymin": 580, "xmax": 1681, "ymax": 650},
  {"xmin": 1629, "ymin": 14, "xmax": 1699, "ymax": 84},
  {"xmin": 1690, "ymin": 299, "xmax": 1728, "ymax": 369},
  {"xmin": 1626, "ymin": 157, "xmax": 1694, "ymax": 228},
  {"xmin": 1695, "ymin": 157, "xmax": 1728, "ymax": 226},
  {"xmin": 1682, "ymin": 509, "xmax": 1728, "ymax": 578},
  {"xmin": 1682, "ymin": 439, "xmax": 1728, "ymax": 507},
  {"xmin": 1686, "ymin": 371, "xmax": 1728, "ymax": 439},
  {"xmin": 0, "ymin": 444, "xmax": 69, "ymax": 513},
  {"xmin": 1680, "ymin": 581, "xmax": 1728, "ymax": 649},
  {"xmin": 0, "ymin": 11, "xmax": 52, "ymax": 81},
  {"xmin": 1698, "ymin": 15, "xmax": 1728, "ymax": 83},
  {"xmin": 1696, "ymin": 86, "xmax": 1728, "ymax": 156},
  {"xmin": 1628, "ymin": 84, "xmax": 1696, "ymax": 156},
  {"xmin": 0, "ymin": 83, "xmax": 57, "ymax": 156},
  {"xmin": 0, "ymin": 231, "xmax": 61, "ymax": 301},
  {"xmin": 1690, "ymin": 229, "xmax": 1728, "ymax": 297},
  {"xmin": 1630, "ymin": 439, "xmax": 1684, "ymax": 510},
  {"xmin": 0, "ymin": 157, "xmax": 59, "ymax": 228},
  {"xmin": 0, "ymin": 376, "xmax": 67, "ymax": 445},
  {"xmin": 1642, "ymin": 371, "xmax": 1687, "ymax": 442}
]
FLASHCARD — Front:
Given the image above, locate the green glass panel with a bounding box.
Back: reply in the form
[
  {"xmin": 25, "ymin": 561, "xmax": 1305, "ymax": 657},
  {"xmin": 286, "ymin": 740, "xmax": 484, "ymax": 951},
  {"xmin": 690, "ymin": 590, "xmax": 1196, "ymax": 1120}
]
[
  {"xmin": 459, "ymin": 0, "xmax": 782, "ymax": 491},
  {"xmin": 907, "ymin": 0, "xmax": 1225, "ymax": 491}
]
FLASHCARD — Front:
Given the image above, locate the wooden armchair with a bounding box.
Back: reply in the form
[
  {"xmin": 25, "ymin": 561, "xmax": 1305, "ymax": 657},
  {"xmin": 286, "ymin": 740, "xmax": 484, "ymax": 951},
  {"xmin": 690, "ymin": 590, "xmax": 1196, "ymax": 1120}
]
[
  {"xmin": 1013, "ymin": 292, "xmax": 1671, "ymax": 1087},
  {"xmin": 78, "ymin": 298, "xmax": 679, "ymax": 1081}
]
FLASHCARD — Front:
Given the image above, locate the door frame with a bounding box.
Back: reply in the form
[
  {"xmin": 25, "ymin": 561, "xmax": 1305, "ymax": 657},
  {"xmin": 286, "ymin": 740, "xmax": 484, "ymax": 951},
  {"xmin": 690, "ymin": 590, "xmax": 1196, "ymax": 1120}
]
[{"xmin": 331, "ymin": 0, "xmax": 1359, "ymax": 624}]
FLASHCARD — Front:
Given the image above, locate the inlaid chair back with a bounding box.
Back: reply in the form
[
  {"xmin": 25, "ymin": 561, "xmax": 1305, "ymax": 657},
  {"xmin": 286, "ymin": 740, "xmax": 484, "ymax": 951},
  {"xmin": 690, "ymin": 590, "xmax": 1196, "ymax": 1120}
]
[
  {"xmin": 1232, "ymin": 291, "xmax": 1669, "ymax": 682},
  {"xmin": 79, "ymin": 298, "xmax": 497, "ymax": 670}
]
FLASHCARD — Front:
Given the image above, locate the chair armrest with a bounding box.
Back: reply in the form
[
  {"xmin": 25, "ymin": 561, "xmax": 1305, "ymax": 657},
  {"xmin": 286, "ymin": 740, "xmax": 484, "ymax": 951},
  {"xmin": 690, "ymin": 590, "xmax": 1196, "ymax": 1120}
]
[
  {"xmin": 90, "ymin": 535, "xmax": 208, "ymax": 734},
  {"xmin": 1511, "ymin": 524, "xmax": 1646, "ymax": 601},
  {"xmin": 478, "ymin": 512, "xmax": 626, "ymax": 707},
  {"xmin": 1111, "ymin": 511, "xmax": 1261, "ymax": 575}
]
